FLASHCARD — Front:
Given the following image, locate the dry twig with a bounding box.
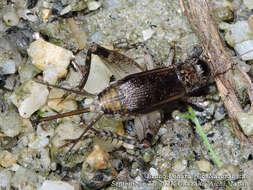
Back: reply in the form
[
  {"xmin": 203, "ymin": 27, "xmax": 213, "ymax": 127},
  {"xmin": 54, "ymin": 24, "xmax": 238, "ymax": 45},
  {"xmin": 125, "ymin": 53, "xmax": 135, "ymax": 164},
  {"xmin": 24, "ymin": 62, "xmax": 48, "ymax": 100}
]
[{"xmin": 180, "ymin": 0, "xmax": 253, "ymax": 144}]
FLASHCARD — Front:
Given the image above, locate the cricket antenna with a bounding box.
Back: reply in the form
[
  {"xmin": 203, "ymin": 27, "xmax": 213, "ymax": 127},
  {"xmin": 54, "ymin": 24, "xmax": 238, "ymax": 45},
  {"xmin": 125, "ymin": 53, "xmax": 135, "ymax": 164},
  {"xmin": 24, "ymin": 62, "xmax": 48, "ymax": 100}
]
[{"xmin": 34, "ymin": 79, "xmax": 96, "ymax": 98}]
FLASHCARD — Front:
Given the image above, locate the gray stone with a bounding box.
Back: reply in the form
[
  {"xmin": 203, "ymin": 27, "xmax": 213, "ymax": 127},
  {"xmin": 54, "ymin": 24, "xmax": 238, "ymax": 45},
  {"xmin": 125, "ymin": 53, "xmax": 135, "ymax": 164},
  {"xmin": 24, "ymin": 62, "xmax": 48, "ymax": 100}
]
[{"xmin": 236, "ymin": 112, "xmax": 253, "ymax": 136}]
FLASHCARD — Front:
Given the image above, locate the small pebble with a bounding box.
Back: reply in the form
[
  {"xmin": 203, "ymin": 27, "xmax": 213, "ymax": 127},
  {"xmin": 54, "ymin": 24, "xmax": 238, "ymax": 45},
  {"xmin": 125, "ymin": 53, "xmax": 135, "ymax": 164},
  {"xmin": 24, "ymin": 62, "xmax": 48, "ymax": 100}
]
[
  {"xmin": 142, "ymin": 28, "xmax": 155, "ymax": 41},
  {"xmin": 244, "ymin": 0, "xmax": 253, "ymax": 9},
  {"xmin": 149, "ymin": 167, "xmax": 159, "ymax": 177},
  {"xmin": 196, "ymin": 159, "xmax": 212, "ymax": 172},
  {"xmin": 0, "ymin": 109, "xmax": 23, "ymax": 137},
  {"xmin": 202, "ymin": 122, "xmax": 214, "ymax": 133},
  {"xmin": 0, "ymin": 170, "xmax": 12, "ymax": 188},
  {"xmin": 3, "ymin": 10, "xmax": 19, "ymax": 26},
  {"xmin": 83, "ymin": 55, "xmax": 112, "ymax": 94},
  {"xmin": 142, "ymin": 150, "xmax": 154, "ymax": 163},
  {"xmin": 219, "ymin": 21, "xmax": 251, "ymax": 47},
  {"xmin": 39, "ymin": 180, "xmax": 75, "ymax": 190},
  {"xmin": 87, "ymin": 1, "xmax": 102, "ymax": 11},
  {"xmin": 0, "ymin": 37, "xmax": 22, "ymax": 75},
  {"xmin": 85, "ymin": 145, "xmax": 110, "ymax": 170},
  {"xmin": 18, "ymin": 148, "xmax": 51, "ymax": 172},
  {"xmin": 50, "ymin": 121, "xmax": 91, "ymax": 167},
  {"xmin": 11, "ymin": 80, "xmax": 49, "ymax": 118},
  {"xmin": 214, "ymin": 103, "xmax": 226, "ymax": 121},
  {"xmin": 234, "ymin": 40, "xmax": 253, "ymax": 61},
  {"xmin": 27, "ymin": 38, "xmax": 73, "ymax": 79},
  {"xmin": 81, "ymin": 145, "xmax": 117, "ymax": 189},
  {"xmin": 0, "ymin": 150, "xmax": 16, "ymax": 168},
  {"xmin": 161, "ymin": 185, "xmax": 173, "ymax": 190},
  {"xmin": 216, "ymin": 164, "xmax": 240, "ymax": 179},
  {"xmin": 172, "ymin": 159, "xmax": 187, "ymax": 172},
  {"xmin": 19, "ymin": 63, "xmax": 40, "ymax": 83},
  {"xmin": 60, "ymin": 5, "xmax": 72, "ymax": 16},
  {"xmin": 236, "ymin": 112, "xmax": 253, "ymax": 136},
  {"xmin": 238, "ymin": 61, "xmax": 251, "ymax": 73},
  {"xmin": 47, "ymin": 88, "xmax": 78, "ymax": 113},
  {"xmin": 43, "ymin": 65, "xmax": 58, "ymax": 84},
  {"xmin": 11, "ymin": 167, "xmax": 44, "ymax": 189},
  {"xmin": 215, "ymin": 6, "xmax": 234, "ymax": 22}
]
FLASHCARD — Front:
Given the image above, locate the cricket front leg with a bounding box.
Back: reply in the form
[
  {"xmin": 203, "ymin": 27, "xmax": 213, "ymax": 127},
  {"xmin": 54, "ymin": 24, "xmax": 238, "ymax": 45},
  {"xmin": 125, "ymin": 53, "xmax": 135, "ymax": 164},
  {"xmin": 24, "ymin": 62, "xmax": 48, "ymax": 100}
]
[
  {"xmin": 73, "ymin": 47, "xmax": 93, "ymax": 90},
  {"xmin": 57, "ymin": 47, "xmax": 94, "ymax": 103}
]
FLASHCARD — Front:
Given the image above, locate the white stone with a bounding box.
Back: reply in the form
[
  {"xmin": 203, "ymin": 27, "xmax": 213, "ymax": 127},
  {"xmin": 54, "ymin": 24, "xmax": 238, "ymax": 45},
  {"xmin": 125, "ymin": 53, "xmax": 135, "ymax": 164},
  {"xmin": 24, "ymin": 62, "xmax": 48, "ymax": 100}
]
[
  {"xmin": 0, "ymin": 170, "xmax": 12, "ymax": 188},
  {"xmin": 236, "ymin": 112, "xmax": 253, "ymax": 136},
  {"xmin": 17, "ymin": 9, "xmax": 38, "ymax": 22},
  {"xmin": 29, "ymin": 136, "xmax": 49, "ymax": 149},
  {"xmin": 11, "ymin": 80, "xmax": 49, "ymax": 118},
  {"xmin": 234, "ymin": 40, "xmax": 253, "ymax": 61},
  {"xmin": 0, "ymin": 37, "xmax": 22, "ymax": 74},
  {"xmin": 142, "ymin": 28, "xmax": 155, "ymax": 41},
  {"xmin": 84, "ymin": 55, "xmax": 112, "ymax": 94},
  {"xmin": 149, "ymin": 167, "xmax": 159, "ymax": 177},
  {"xmin": 0, "ymin": 59, "xmax": 16, "ymax": 74},
  {"xmin": 51, "ymin": 121, "xmax": 84, "ymax": 149},
  {"xmin": 220, "ymin": 21, "xmax": 252, "ymax": 47},
  {"xmin": 60, "ymin": 5, "xmax": 72, "ymax": 15},
  {"xmin": 196, "ymin": 160, "xmax": 212, "ymax": 172},
  {"xmin": 27, "ymin": 38, "xmax": 73, "ymax": 79},
  {"xmin": 172, "ymin": 159, "xmax": 187, "ymax": 172},
  {"xmin": 43, "ymin": 64, "xmax": 58, "ymax": 84},
  {"xmin": 161, "ymin": 185, "xmax": 173, "ymax": 190},
  {"xmin": 0, "ymin": 109, "xmax": 23, "ymax": 137},
  {"xmin": 47, "ymin": 88, "xmax": 78, "ymax": 113},
  {"xmin": 3, "ymin": 10, "xmax": 19, "ymax": 26},
  {"xmin": 39, "ymin": 180, "xmax": 74, "ymax": 190},
  {"xmin": 0, "ymin": 150, "xmax": 16, "ymax": 168},
  {"xmin": 244, "ymin": 0, "xmax": 253, "ymax": 9},
  {"xmin": 88, "ymin": 1, "xmax": 102, "ymax": 11}
]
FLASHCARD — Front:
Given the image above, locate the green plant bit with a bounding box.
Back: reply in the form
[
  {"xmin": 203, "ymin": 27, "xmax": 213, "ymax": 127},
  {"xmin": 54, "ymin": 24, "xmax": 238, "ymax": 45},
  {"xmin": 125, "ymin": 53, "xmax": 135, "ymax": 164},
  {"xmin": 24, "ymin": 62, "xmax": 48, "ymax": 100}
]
[{"xmin": 180, "ymin": 106, "xmax": 222, "ymax": 168}]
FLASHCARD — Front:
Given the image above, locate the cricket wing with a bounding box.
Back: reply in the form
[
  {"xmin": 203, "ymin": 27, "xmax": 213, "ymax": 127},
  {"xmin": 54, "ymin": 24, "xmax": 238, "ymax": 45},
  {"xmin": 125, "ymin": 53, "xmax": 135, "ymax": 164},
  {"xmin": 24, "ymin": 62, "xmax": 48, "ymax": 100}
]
[{"xmin": 90, "ymin": 43, "xmax": 144, "ymax": 80}]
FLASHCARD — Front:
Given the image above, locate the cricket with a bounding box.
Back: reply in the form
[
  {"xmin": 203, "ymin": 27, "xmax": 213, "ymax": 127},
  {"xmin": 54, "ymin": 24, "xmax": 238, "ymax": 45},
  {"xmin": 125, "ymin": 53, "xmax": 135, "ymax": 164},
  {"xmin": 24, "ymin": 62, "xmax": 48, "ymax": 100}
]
[{"xmin": 34, "ymin": 42, "xmax": 210, "ymax": 155}]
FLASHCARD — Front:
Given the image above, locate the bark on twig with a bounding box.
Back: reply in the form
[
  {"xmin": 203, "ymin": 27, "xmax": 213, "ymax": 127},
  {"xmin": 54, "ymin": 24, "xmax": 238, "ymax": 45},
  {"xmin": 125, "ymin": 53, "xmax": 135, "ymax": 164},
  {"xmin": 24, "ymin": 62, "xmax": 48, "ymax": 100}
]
[{"xmin": 180, "ymin": 0, "xmax": 253, "ymax": 145}]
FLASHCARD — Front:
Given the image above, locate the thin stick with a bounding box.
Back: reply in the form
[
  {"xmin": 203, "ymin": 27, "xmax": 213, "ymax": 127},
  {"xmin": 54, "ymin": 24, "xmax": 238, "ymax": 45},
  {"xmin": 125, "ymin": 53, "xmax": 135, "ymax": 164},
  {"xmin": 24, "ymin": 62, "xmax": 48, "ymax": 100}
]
[{"xmin": 180, "ymin": 0, "xmax": 253, "ymax": 144}]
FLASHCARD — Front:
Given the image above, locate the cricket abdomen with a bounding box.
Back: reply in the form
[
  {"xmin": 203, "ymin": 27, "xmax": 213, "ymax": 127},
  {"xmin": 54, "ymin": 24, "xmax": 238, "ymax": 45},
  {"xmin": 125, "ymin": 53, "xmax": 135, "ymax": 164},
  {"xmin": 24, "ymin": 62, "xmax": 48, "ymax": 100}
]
[{"xmin": 92, "ymin": 67, "xmax": 186, "ymax": 115}]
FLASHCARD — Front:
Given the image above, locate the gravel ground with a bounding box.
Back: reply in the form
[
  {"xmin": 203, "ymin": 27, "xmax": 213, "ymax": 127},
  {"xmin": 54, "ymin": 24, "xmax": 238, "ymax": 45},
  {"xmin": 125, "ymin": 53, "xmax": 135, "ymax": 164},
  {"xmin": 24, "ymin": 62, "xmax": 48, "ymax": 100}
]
[{"xmin": 0, "ymin": 0, "xmax": 253, "ymax": 190}]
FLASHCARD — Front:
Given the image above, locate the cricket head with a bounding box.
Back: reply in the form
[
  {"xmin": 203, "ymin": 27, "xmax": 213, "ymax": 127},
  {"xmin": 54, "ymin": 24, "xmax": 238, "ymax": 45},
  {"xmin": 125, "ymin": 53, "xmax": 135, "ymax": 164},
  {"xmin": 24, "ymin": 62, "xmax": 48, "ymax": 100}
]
[{"xmin": 175, "ymin": 58, "xmax": 211, "ymax": 93}]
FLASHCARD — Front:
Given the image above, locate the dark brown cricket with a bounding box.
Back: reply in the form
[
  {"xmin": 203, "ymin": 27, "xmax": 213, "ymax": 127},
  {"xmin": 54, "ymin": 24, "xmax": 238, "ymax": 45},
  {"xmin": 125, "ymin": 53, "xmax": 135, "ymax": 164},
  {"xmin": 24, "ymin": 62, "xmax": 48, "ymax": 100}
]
[
  {"xmin": 89, "ymin": 44, "xmax": 210, "ymax": 116},
  {"xmin": 35, "ymin": 43, "xmax": 210, "ymax": 151}
]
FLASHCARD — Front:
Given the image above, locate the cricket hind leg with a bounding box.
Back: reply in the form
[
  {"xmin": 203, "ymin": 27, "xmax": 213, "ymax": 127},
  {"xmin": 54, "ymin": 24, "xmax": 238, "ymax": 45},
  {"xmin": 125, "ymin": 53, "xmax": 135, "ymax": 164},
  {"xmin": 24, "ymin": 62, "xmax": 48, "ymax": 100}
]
[
  {"xmin": 63, "ymin": 113, "xmax": 103, "ymax": 159},
  {"xmin": 90, "ymin": 128, "xmax": 146, "ymax": 149},
  {"xmin": 62, "ymin": 120, "xmax": 146, "ymax": 160}
]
